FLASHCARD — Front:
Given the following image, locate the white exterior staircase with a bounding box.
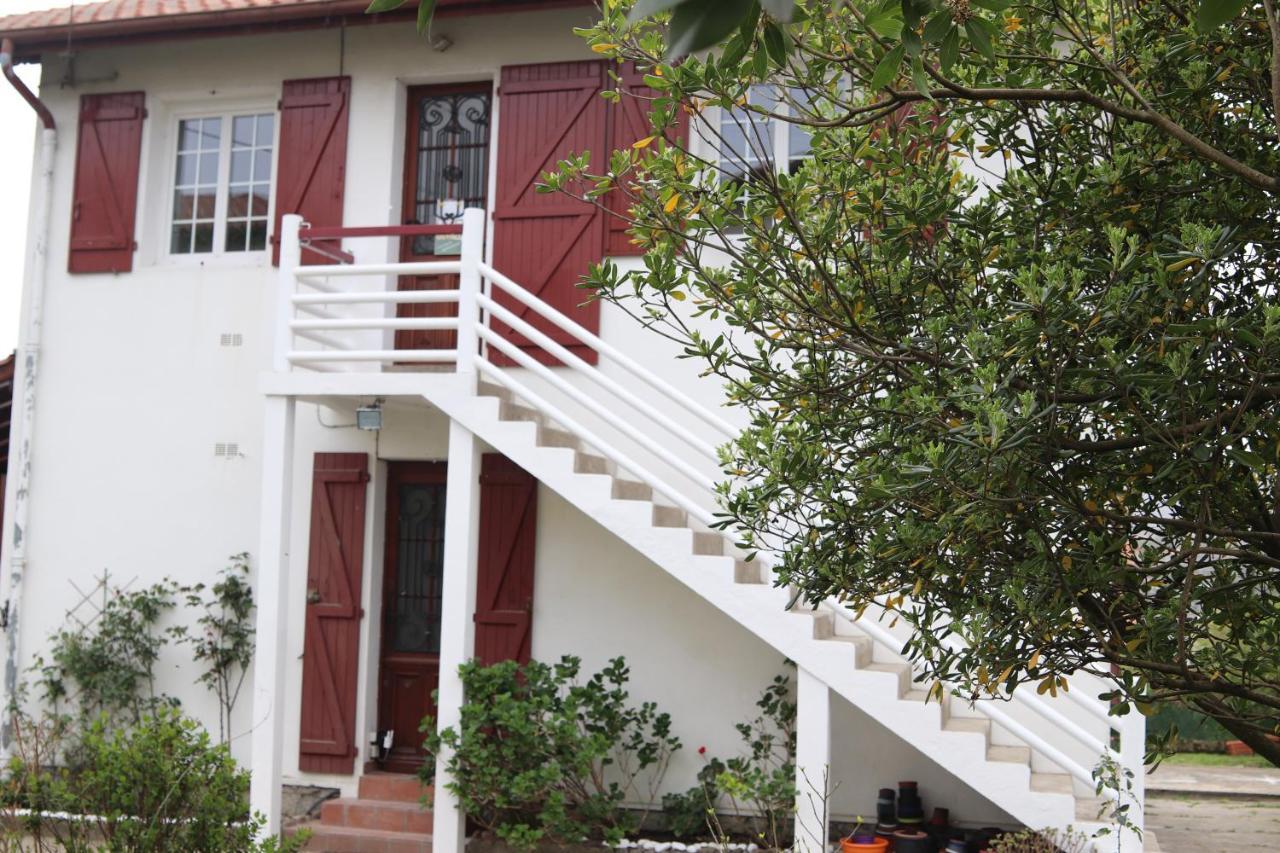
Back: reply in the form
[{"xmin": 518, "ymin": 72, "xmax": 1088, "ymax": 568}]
[{"xmin": 258, "ymin": 211, "xmax": 1148, "ymax": 852}]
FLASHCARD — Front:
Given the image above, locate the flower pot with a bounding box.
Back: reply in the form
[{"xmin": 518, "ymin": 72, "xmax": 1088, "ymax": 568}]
[
  {"xmin": 891, "ymin": 829, "xmax": 934, "ymax": 853},
  {"xmin": 841, "ymin": 838, "xmax": 890, "ymax": 853}
]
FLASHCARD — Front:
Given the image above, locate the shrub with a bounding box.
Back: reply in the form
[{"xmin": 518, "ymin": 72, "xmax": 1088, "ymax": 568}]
[
  {"xmin": 5, "ymin": 707, "xmax": 303, "ymax": 852},
  {"xmin": 422, "ymin": 656, "xmax": 680, "ymax": 850}
]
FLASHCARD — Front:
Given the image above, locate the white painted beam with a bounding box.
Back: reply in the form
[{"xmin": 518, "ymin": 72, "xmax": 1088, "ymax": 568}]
[
  {"xmin": 794, "ymin": 666, "xmax": 832, "ymax": 852},
  {"xmin": 248, "ymin": 396, "xmax": 296, "ymax": 838},
  {"xmin": 431, "ymin": 420, "xmax": 483, "ymax": 852}
]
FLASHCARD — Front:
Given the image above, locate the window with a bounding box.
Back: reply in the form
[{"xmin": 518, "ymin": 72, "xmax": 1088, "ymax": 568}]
[
  {"xmin": 718, "ymin": 85, "xmax": 813, "ymax": 180},
  {"xmin": 170, "ymin": 112, "xmax": 275, "ymax": 256},
  {"xmin": 405, "ymin": 86, "xmax": 491, "ymax": 257}
]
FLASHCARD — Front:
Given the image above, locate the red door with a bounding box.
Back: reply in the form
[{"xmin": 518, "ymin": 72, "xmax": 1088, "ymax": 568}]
[
  {"xmin": 376, "ymin": 462, "xmax": 449, "ymax": 772},
  {"xmin": 298, "ymin": 453, "xmax": 368, "ymax": 775},
  {"xmin": 396, "ymin": 83, "xmax": 493, "ymax": 354}
]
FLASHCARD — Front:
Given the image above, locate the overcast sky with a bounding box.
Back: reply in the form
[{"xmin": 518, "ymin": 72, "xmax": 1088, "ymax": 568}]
[{"xmin": 0, "ymin": 0, "xmax": 62, "ymax": 355}]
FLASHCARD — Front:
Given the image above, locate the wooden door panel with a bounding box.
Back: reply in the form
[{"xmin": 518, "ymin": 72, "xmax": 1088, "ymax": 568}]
[{"xmin": 474, "ymin": 454, "xmax": 537, "ymax": 666}]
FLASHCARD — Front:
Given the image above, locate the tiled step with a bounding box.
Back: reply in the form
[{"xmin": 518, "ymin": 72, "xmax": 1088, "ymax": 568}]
[
  {"xmin": 300, "ymin": 823, "xmax": 432, "ymax": 853},
  {"xmin": 357, "ymin": 774, "xmax": 429, "ymax": 804},
  {"xmin": 321, "ymin": 798, "xmax": 432, "ymax": 834}
]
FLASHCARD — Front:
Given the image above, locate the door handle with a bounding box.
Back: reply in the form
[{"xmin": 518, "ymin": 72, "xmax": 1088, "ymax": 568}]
[{"xmin": 307, "ymin": 587, "xmax": 322, "ymax": 604}]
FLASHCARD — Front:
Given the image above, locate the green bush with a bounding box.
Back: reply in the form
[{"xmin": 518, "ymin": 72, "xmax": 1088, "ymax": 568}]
[
  {"xmin": 422, "ymin": 656, "xmax": 680, "ymax": 850},
  {"xmin": 7, "ymin": 708, "xmax": 302, "ymax": 852}
]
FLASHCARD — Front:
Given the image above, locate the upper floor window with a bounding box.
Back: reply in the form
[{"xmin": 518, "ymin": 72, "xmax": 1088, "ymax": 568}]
[
  {"xmin": 718, "ymin": 85, "xmax": 813, "ymax": 181},
  {"xmin": 170, "ymin": 112, "xmax": 275, "ymax": 256}
]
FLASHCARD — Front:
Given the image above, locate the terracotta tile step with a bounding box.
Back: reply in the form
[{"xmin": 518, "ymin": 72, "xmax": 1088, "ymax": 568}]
[
  {"xmin": 297, "ymin": 823, "xmax": 432, "ymax": 853},
  {"xmin": 358, "ymin": 773, "xmax": 430, "ymax": 803},
  {"xmin": 321, "ymin": 798, "xmax": 433, "ymax": 834}
]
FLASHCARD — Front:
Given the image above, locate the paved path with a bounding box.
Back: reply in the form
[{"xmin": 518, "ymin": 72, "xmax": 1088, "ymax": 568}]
[
  {"xmin": 1146, "ymin": 764, "xmax": 1280, "ymax": 798},
  {"xmin": 1146, "ymin": 793, "xmax": 1280, "ymax": 852}
]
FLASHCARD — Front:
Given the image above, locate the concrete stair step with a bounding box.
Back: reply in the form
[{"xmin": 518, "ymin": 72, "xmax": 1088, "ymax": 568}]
[
  {"xmin": 611, "ymin": 478, "xmax": 652, "ymax": 501},
  {"xmin": 652, "ymin": 504, "xmax": 687, "ymax": 528},
  {"xmin": 1030, "ymin": 772, "xmax": 1074, "ymax": 794},
  {"xmin": 357, "ymin": 774, "xmax": 428, "ymax": 804},
  {"xmin": 299, "ymin": 823, "xmax": 432, "ymax": 853},
  {"xmin": 476, "ymin": 381, "xmax": 510, "ymax": 402},
  {"xmin": 321, "ymin": 798, "xmax": 432, "ymax": 834},
  {"xmin": 987, "ymin": 744, "xmax": 1032, "ymax": 765}
]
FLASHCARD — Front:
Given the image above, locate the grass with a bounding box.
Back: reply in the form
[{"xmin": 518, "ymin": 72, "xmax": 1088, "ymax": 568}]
[{"xmin": 1160, "ymin": 752, "xmax": 1275, "ymax": 768}]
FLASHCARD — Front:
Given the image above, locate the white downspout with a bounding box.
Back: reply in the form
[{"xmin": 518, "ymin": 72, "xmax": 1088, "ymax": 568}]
[{"xmin": 0, "ymin": 39, "xmax": 57, "ymax": 757}]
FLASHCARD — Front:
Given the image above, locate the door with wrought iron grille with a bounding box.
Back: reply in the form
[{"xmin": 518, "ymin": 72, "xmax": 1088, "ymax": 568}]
[{"xmin": 396, "ymin": 83, "xmax": 492, "ymax": 354}]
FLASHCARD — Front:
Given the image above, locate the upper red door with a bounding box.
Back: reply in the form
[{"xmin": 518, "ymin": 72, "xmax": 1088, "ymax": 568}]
[{"xmin": 491, "ymin": 60, "xmax": 609, "ymax": 366}]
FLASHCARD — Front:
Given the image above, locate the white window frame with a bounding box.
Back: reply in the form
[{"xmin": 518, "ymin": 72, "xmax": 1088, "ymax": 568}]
[
  {"xmin": 163, "ymin": 103, "xmax": 279, "ymax": 265},
  {"xmin": 716, "ymin": 85, "xmax": 814, "ymax": 181}
]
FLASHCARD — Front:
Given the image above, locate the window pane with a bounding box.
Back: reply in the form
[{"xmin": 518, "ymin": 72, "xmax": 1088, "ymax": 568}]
[
  {"xmin": 179, "ymin": 120, "xmax": 201, "ymax": 153},
  {"xmin": 199, "ymin": 117, "xmax": 222, "ymax": 151},
  {"xmin": 249, "ymin": 220, "xmax": 268, "ymax": 251},
  {"xmin": 171, "ymin": 224, "xmax": 192, "ymax": 254},
  {"xmin": 198, "ymin": 152, "xmax": 218, "ymax": 184},
  {"xmin": 194, "ymin": 222, "xmax": 214, "ymax": 253},
  {"xmin": 232, "ymin": 115, "xmax": 255, "ymax": 147},
  {"xmin": 256, "ymin": 114, "xmax": 275, "ymax": 146},
  {"xmin": 227, "ymin": 186, "xmax": 249, "ymax": 218},
  {"xmin": 174, "ymin": 153, "xmax": 196, "ymax": 186},
  {"xmin": 251, "ymin": 186, "xmax": 270, "ymax": 217},
  {"xmin": 173, "ymin": 188, "xmax": 195, "ymax": 219},
  {"xmin": 230, "ymin": 150, "xmax": 251, "ymax": 183},
  {"xmin": 195, "ymin": 191, "xmax": 217, "ymax": 219},
  {"xmin": 225, "ymin": 220, "xmax": 247, "ymax": 252},
  {"xmin": 253, "ymin": 150, "xmax": 272, "ymax": 182}
]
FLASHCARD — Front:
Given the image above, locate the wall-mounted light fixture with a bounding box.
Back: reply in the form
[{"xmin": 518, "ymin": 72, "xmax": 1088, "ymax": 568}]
[{"xmin": 356, "ymin": 399, "xmax": 384, "ymax": 431}]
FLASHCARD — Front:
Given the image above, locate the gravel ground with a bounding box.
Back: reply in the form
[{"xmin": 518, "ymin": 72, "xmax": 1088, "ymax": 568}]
[{"xmin": 1145, "ymin": 793, "xmax": 1280, "ymax": 852}]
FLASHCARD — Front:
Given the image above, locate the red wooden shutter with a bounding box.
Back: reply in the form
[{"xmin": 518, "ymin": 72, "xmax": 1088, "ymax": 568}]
[
  {"xmin": 604, "ymin": 62, "xmax": 689, "ymax": 257},
  {"xmin": 491, "ymin": 61, "xmax": 608, "ymax": 366},
  {"xmin": 273, "ymin": 76, "xmax": 350, "ymax": 266},
  {"xmin": 68, "ymin": 92, "xmax": 145, "ymax": 274},
  {"xmin": 298, "ymin": 452, "xmax": 368, "ymax": 774},
  {"xmin": 474, "ymin": 454, "xmax": 537, "ymax": 666}
]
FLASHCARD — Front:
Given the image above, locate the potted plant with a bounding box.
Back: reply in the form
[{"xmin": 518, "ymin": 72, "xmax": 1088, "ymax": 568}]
[{"xmin": 842, "ymin": 818, "xmax": 891, "ymax": 853}]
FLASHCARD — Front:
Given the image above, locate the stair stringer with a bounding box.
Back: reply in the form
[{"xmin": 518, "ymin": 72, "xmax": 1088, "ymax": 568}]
[{"xmin": 431, "ymin": 390, "xmax": 1080, "ymax": 833}]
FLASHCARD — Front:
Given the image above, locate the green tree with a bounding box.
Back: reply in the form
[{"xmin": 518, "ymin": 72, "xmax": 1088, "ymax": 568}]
[{"xmin": 537, "ymin": 0, "xmax": 1280, "ymax": 764}]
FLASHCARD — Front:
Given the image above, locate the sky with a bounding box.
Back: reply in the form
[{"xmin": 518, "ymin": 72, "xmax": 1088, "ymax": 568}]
[{"xmin": 0, "ymin": 0, "xmax": 61, "ymax": 355}]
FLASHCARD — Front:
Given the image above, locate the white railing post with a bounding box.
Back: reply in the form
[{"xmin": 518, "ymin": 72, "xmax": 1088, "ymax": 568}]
[
  {"xmin": 432, "ymin": 421, "xmax": 483, "ymax": 853},
  {"xmin": 794, "ymin": 667, "xmax": 831, "ymax": 852},
  {"xmin": 275, "ymin": 214, "xmax": 303, "ymax": 372},
  {"xmin": 456, "ymin": 208, "xmax": 485, "ymax": 378},
  {"xmin": 1117, "ymin": 712, "xmax": 1145, "ymax": 853}
]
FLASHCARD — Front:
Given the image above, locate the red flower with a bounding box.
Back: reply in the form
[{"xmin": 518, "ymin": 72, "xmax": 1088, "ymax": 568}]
[{"xmin": 698, "ymin": 746, "xmax": 706, "ymax": 755}]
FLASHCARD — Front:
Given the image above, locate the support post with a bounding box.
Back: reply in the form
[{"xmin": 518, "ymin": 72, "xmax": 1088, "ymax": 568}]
[
  {"xmin": 432, "ymin": 420, "xmax": 483, "ymax": 853},
  {"xmin": 248, "ymin": 395, "xmax": 296, "ymax": 836},
  {"xmin": 455, "ymin": 208, "xmax": 485, "ymax": 378},
  {"xmin": 794, "ymin": 666, "xmax": 831, "ymax": 852},
  {"xmin": 274, "ymin": 214, "xmax": 303, "ymax": 372},
  {"xmin": 1117, "ymin": 712, "xmax": 1146, "ymax": 853}
]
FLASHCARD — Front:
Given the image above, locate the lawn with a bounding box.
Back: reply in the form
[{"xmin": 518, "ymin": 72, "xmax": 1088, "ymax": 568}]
[{"xmin": 1161, "ymin": 752, "xmax": 1275, "ymax": 768}]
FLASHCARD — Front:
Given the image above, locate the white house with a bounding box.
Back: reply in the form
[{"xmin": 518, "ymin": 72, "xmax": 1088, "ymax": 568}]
[{"xmin": 0, "ymin": 1, "xmax": 1147, "ymax": 851}]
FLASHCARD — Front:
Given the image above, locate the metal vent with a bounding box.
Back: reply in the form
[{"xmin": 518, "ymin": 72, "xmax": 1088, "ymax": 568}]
[
  {"xmin": 214, "ymin": 442, "xmax": 242, "ymax": 458},
  {"xmin": 219, "ymin": 333, "xmax": 244, "ymax": 347}
]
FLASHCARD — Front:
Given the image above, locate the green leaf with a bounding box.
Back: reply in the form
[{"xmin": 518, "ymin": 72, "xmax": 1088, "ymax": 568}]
[
  {"xmin": 972, "ymin": 0, "xmax": 1012, "ymax": 9},
  {"xmin": 667, "ymin": 0, "xmax": 757, "ymax": 58},
  {"xmin": 965, "ymin": 16, "xmax": 996, "ymax": 61},
  {"xmin": 1227, "ymin": 447, "xmax": 1267, "ymax": 469},
  {"xmin": 911, "ymin": 55, "xmax": 934, "ymax": 99},
  {"xmin": 902, "ymin": 26, "xmax": 923, "ymax": 58},
  {"xmin": 923, "ymin": 11, "xmax": 953, "ymax": 43},
  {"xmin": 1196, "ymin": 0, "xmax": 1249, "ymax": 31},
  {"xmin": 940, "ymin": 25, "xmax": 961, "ymax": 73},
  {"xmin": 762, "ymin": 21, "xmax": 788, "ymax": 66},
  {"xmin": 365, "ymin": 0, "xmax": 406, "ymax": 10},
  {"xmin": 866, "ymin": 6, "xmax": 904, "ymax": 38},
  {"xmin": 720, "ymin": 33, "xmax": 749, "ymax": 66},
  {"xmin": 415, "ymin": 0, "xmax": 436, "ymax": 35},
  {"xmin": 870, "ymin": 44, "xmax": 906, "ymax": 91}
]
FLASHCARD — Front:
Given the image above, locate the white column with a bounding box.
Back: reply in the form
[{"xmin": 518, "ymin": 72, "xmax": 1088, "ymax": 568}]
[
  {"xmin": 432, "ymin": 420, "xmax": 483, "ymax": 852},
  {"xmin": 249, "ymin": 213, "xmax": 302, "ymax": 835},
  {"xmin": 455, "ymin": 207, "xmax": 485, "ymax": 378},
  {"xmin": 1117, "ymin": 713, "xmax": 1146, "ymax": 853},
  {"xmin": 248, "ymin": 395, "xmax": 296, "ymax": 835},
  {"xmin": 794, "ymin": 667, "xmax": 831, "ymax": 852}
]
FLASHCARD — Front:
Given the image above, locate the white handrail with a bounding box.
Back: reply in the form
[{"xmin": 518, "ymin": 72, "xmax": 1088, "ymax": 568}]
[
  {"xmin": 287, "ymin": 350, "xmax": 456, "ymax": 363},
  {"xmin": 476, "ymin": 293, "xmax": 721, "ymax": 460},
  {"xmin": 481, "ymin": 261, "xmax": 738, "ymax": 440},
  {"xmin": 475, "ymin": 359, "xmax": 717, "ymax": 528},
  {"xmin": 296, "ymin": 260, "xmax": 461, "ymax": 277},
  {"xmin": 293, "ymin": 291, "xmax": 460, "ymax": 305},
  {"xmin": 291, "ymin": 318, "xmax": 458, "ymax": 331},
  {"xmin": 477, "ymin": 324, "xmax": 720, "ymax": 496}
]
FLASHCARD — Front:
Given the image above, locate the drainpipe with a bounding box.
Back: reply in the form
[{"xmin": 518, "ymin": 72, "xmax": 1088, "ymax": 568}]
[{"xmin": 0, "ymin": 38, "xmax": 56, "ymax": 757}]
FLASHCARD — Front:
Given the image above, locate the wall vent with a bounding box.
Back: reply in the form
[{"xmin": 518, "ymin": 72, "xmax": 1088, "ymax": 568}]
[
  {"xmin": 214, "ymin": 442, "xmax": 242, "ymax": 459},
  {"xmin": 219, "ymin": 333, "xmax": 244, "ymax": 347}
]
